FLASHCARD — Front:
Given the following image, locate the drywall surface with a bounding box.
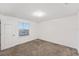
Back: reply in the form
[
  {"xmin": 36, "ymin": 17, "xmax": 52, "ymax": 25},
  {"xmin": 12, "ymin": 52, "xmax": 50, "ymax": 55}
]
[
  {"xmin": 77, "ymin": 13, "xmax": 79, "ymax": 52},
  {"xmin": 39, "ymin": 15, "xmax": 78, "ymax": 50},
  {"xmin": 0, "ymin": 15, "xmax": 38, "ymax": 50}
]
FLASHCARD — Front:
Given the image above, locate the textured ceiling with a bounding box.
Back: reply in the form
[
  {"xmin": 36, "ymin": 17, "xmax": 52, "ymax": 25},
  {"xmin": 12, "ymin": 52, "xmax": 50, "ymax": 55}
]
[{"xmin": 0, "ymin": 3, "xmax": 79, "ymax": 22}]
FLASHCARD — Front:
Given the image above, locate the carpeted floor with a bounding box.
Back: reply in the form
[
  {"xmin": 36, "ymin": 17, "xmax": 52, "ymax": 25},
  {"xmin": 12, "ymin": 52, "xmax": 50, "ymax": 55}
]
[{"xmin": 0, "ymin": 39, "xmax": 78, "ymax": 56}]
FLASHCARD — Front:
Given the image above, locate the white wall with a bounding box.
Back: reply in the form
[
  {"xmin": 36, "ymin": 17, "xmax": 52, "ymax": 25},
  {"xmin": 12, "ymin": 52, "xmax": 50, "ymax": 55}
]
[
  {"xmin": 0, "ymin": 15, "xmax": 38, "ymax": 50},
  {"xmin": 39, "ymin": 15, "xmax": 78, "ymax": 50},
  {"xmin": 77, "ymin": 13, "xmax": 79, "ymax": 52}
]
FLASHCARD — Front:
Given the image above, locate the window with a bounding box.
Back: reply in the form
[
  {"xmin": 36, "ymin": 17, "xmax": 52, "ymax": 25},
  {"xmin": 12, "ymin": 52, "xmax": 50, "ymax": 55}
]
[{"xmin": 18, "ymin": 22, "xmax": 30, "ymax": 36}]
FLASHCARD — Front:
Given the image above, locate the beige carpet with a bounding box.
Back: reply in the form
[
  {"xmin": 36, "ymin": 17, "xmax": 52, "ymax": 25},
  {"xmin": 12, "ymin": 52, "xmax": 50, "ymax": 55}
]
[{"xmin": 0, "ymin": 39, "xmax": 78, "ymax": 56}]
